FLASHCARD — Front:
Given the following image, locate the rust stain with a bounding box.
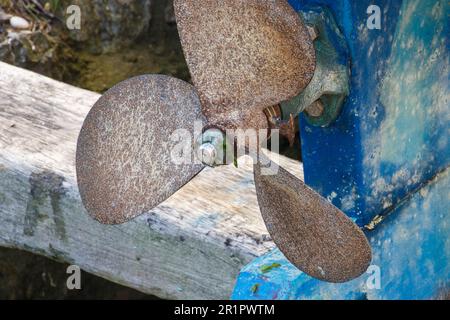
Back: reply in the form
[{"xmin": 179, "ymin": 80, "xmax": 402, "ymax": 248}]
[{"xmin": 365, "ymin": 215, "xmax": 385, "ymax": 231}]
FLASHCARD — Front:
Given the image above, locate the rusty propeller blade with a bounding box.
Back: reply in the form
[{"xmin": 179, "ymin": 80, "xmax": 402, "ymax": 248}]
[
  {"xmin": 174, "ymin": 0, "xmax": 315, "ymax": 130},
  {"xmin": 254, "ymin": 153, "xmax": 372, "ymax": 282},
  {"xmin": 76, "ymin": 75, "xmax": 205, "ymax": 224}
]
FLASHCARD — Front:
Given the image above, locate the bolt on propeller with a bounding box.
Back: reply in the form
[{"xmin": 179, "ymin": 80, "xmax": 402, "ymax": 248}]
[{"xmin": 195, "ymin": 128, "xmax": 229, "ymax": 167}]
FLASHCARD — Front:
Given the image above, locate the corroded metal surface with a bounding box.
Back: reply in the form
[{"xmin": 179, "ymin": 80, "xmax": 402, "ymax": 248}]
[
  {"xmin": 281, "ymin": 7, "xmax": 350, "ymax": 127},
  {"xmin": 254, "ymin": 155, "xmax": 372, "ymax": 282},
  {"xmin": 265, "ymin": 105, "xmax": 297, "ymax": 147},
  {"xmin": 76, "ymin": 1, "xmax": 368, "ymax": 284},
  {"xmin": 174, "ymin": 0, "xmax": 315, "ymax": 131},
  {"xmin": 76, "ymin": 75, "xmax": 205, "ymax": 224}
]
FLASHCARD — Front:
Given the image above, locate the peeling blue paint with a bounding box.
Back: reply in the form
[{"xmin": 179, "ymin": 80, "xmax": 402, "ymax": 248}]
[
  {"xmin": 366, "ymin": 0, "xmax": 449, "ymax": 216},
  {"xmin": 233, "ymin": 0, "xmax": 449, "ymax": 300},
  {"xmin": 232, "ymin": 169, "xmax": 450, "ymax": 300},
  {"xmin": 292, "ymin": 0, "xmax": 448, "ymax": 226}
]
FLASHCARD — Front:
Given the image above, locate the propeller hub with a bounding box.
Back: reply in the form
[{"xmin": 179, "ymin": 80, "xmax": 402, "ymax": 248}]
[
  {"xmin": 198, "ymin": 143, "xmax": 217, "ymax": 167},
  {"xmin": 195, "ymin": 128, "xmax": 231, "ymax": 167}
]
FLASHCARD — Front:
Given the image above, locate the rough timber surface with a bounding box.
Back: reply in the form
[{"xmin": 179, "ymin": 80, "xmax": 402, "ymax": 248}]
[{"xmin": 0, "ymin": 62, "xmax": 303, "ymax": 299}]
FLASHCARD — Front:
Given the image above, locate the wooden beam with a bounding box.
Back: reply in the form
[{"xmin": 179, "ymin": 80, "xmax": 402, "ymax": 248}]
[{"xmin": 0, "ymin": 62, "xmax": 303, "ymax": 299}]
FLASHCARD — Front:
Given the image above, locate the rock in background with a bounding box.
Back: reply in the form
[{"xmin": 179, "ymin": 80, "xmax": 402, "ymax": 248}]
[
  {"xmin": 58, "ymin": 0, "xmax": 152, "ymax": 53},
  {"xmin": 0, "ymin": 2, "xmax": 77, "ymax": 81},
  {"xmin": 0, "ymin": 0, "xmax": 188, "ymax": 90}
]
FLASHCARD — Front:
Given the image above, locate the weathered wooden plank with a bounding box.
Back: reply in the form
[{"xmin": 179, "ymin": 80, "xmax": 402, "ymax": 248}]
[{"xmin": 0, "ymin": 62, "xmax": 303, "ymax": 299}]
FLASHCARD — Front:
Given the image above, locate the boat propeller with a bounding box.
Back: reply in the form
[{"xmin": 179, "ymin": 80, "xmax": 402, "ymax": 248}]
[{"xmin": 76, "ymin": 0, "xmax": 371, "ymax": 283}]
